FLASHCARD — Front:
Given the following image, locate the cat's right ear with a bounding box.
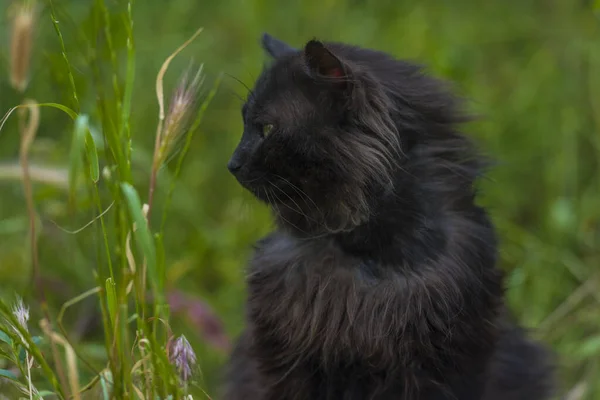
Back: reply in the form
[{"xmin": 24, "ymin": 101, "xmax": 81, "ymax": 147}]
[
  {"xmin": 261, "ymin": 33, "xmax": 297, "ymax": 58},
  {"xmin": 303, "ymin": 40, "xmax": 353, "ymax": 93}
]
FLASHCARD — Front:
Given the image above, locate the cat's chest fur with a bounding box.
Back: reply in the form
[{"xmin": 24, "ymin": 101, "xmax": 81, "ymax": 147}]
[
  {"xmin": 242, "ymin": 232, "xmax": 475, "ymax": 399},
  {"xmin": 247, "ymin": 231, "xmax": 366, "ymax": 324},
  {"xmin": 249, "ymin": 231, "xmax": 367, "ymax": 281},
  {"xmin": 245, "ymin": 231, "xmax": 396, "ymax": 367}
]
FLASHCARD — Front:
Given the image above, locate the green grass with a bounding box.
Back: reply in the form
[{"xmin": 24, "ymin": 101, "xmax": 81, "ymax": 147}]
[{"xmin": 0, "ymin": 0, "xmax": 599, "ymax": 398}]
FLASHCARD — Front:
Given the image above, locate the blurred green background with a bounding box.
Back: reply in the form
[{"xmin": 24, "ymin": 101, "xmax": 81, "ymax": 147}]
[{"xmin": 1, "ymin": 0, "xmax": 599, "ymax": 398}]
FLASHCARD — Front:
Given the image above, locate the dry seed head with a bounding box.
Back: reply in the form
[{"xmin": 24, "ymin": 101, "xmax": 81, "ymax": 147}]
[
  {"xmin": 12, "ymin": 296, "xmax": 29, "ymax": 331},
  {"xmin": 156, "ymin": 65, "xmax": 204, "ymax": 167},
  {"xmin": 9, "ymin": 1, "xmax": 37, "ymax": 93}
]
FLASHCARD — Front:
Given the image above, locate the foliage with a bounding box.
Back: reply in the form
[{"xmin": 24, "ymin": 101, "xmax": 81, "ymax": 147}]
[{"xmin": 0, "ymin": 0, "xmax": 598, "ymax": 398}]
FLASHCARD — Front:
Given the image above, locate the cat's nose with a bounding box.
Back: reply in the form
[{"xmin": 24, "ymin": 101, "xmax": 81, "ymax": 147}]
[{"xmin": 227, "ymin": 159, "xmax": 242, "ymax": 174}]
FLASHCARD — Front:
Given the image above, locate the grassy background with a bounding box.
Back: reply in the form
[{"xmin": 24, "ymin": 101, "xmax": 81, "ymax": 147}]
[{"xmin": 0, "ymin": 0, "xmax": 599, "ymax": 398}]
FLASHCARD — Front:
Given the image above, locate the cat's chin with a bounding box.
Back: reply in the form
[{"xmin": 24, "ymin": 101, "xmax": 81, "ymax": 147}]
[
  {"xmin": 240, "ymin": 182, "xmax": 291, "ymax": 207},
  {"xmin": 233, "ymin": 178, "xmax": 268, "ymax": 203},
  {"xmin": 244, "ymin": 185, "xmax": 278, "ymax": 205}
]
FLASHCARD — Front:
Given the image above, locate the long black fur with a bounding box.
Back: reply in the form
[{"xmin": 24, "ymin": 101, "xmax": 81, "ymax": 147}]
[{"xmin": 223, "ymin": 34, "xmax": 554, "ymax": 400}]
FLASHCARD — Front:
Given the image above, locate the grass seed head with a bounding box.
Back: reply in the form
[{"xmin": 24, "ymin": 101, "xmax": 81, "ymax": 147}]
[
  {"xmin": 11, "ymin": 296, "xmax": 29, "ymax": 332},
  {"xmin": 156, "ymin": 65, "xmax": 204, "ymax": 168},
  {"xmin": 9, "ymin": 1, "xmax": 37, "ymax": 93}
]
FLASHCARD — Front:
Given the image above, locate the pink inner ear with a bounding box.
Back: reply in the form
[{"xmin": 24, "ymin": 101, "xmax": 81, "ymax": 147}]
[{"xmin": 329, "ymin": 68, "xmax": 343, "ymax": 77}]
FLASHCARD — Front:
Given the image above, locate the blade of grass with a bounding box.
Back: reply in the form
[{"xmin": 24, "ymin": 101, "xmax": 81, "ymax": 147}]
[
  {"xmin": 105, "ymin": 278, "xmax": 117, "ymax": 328},
  {"xmin": 0, "ymin": 368, "xmax": 18, "ymax": 381},
  {"xmin": 0, "ymin": 103, "xmax": 77, "ymax": 136},
  {"xmin": 48, "ymin": 0, "xmax": 80, "ymax": 112},
  {"xmin": 85, "ymin": 130, "xmax": 100, "ymax": 183},
  {"xmin": 98, "ymin": 0, "xmax": 122, "ymax": 114},
  {"xmin": 120, "ymin": 1, "xmax": 136, "ymax": 165},
  {"xmin": 56, "ymin": 287, "xmax": 102, "ymax": 376},
  {"xmin": 0, "ymin": 329, "xmax": 12, "ymax": 345},
  {"xmin": 90, "ymin": 185, "xmax": 115, "ymax": 281},
  {"xmin": 118, "ymin": 304, "xmax": 133, "ymax": 396},
  {"xmin": 121, "ymin": 183, "xmax": 159, "ymax": 297},
  {"xmin": 95, "ymin": 278, "xmax": 116, "ymax": 397},
  {"xmin": 50, "ymin": 202, "xmax": 114, "ymax": 235},
  {"xmin": 69, "ymin": 115, "xmax": 89, "ymax": 203},
  {"xmin": 77, "ymin": 374, "xmax": 101, "ymax": 396},
  {"xmin": 100, "ymin": 370, "xmax": 112, "ymax": 400}
]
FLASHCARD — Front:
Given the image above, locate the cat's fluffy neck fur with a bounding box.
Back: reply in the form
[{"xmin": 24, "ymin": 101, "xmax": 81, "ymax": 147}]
[
  {"xmin": 272, "ymin": 128, "xmax": 477, "ymax": 266},
  {"xmin": 274, "ymin": 175, "xmax": 441, "ymax": 265}
]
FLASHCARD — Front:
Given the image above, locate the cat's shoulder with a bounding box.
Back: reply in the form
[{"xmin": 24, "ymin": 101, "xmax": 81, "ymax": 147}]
[
  {"xmin": 251, "ymin": 231, "xmax": 303, "ymax": 255},
  {"xmin": 253, "ymin": 230, "xmax": 326, "ymax": 255}
]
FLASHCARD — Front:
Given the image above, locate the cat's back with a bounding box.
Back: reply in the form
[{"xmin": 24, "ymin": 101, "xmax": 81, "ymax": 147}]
[
  {"xmin": 323, "ymin": 41, "xmax": 422, "ymax": 79},
  {"xmin": 323, "ymin": 41, "xmax": 462, "ymax": 122}
]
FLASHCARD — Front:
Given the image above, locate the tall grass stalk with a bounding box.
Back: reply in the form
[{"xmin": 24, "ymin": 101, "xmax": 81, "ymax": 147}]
[{"xmin": 0, "ymin": 0, "xmax": 216, "ymax": 398}]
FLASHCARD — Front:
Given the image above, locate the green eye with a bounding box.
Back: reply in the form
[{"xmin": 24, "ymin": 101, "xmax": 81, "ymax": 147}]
[{"xmin": 262, "ymin": 124, "xmax": 274, "ymax": 137}]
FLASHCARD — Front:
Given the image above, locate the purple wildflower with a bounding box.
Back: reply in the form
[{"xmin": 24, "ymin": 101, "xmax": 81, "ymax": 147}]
[{"xmin": 169, "ymin": 334, "xmax": 197, "ymax": 384}]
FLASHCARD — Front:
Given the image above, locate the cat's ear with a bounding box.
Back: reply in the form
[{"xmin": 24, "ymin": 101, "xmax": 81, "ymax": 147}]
[
  {"xmin": 261, "ymin": 33, "xmax": 297, "ymax": 58},
  {"xmin": 304, "ymin": 40, "xmax": 349, "ymax": 86}
]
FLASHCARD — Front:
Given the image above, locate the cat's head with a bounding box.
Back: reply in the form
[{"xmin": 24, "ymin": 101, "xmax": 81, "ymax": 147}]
[{"xmin": 228, "ymin": 34, "xmax": 400, "ymax": 235}]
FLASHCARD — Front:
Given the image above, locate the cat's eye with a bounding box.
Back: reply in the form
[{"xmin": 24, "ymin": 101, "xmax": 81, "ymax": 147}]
[{"xmin": 262, "ymin": 124, "xmax": 274, "ymax": 137}]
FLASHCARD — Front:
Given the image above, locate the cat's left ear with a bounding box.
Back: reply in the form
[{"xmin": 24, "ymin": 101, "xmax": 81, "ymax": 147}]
[
  {"xmin": 262, "ymin": 33, "xmax": 297, "ymax": 58},
  {"xmin": 304, "ymin": 40, "xmax": 352, "ymax": 90}
]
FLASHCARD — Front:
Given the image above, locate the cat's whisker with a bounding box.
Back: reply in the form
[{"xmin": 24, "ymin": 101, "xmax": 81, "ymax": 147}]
[
  {"xmin": 266, "ymin": 187, "xmax": 313, "ymax": 236},
  {"xmin": 271, "ymin": 174, "xmax": 322, "ymax": 218},
  {"xmin": 223, "ymin": 85, "xmax": 246, "ymax": 103},
  {"xmin": 225, "ymin": 72, "xmax": 255, "ymax": 102},
  {"xmin": 240, "ymin": 172, "xmax": 269, "ymax": 185},
  {"xmin": 267, "ymin": 181, "xmax": 318, "ymax": 224}
]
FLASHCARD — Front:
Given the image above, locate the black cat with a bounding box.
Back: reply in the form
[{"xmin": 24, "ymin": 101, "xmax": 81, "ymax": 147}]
[{"xmin": 223, "ymin": 33, "xmax": 554, "ymax": 400}]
